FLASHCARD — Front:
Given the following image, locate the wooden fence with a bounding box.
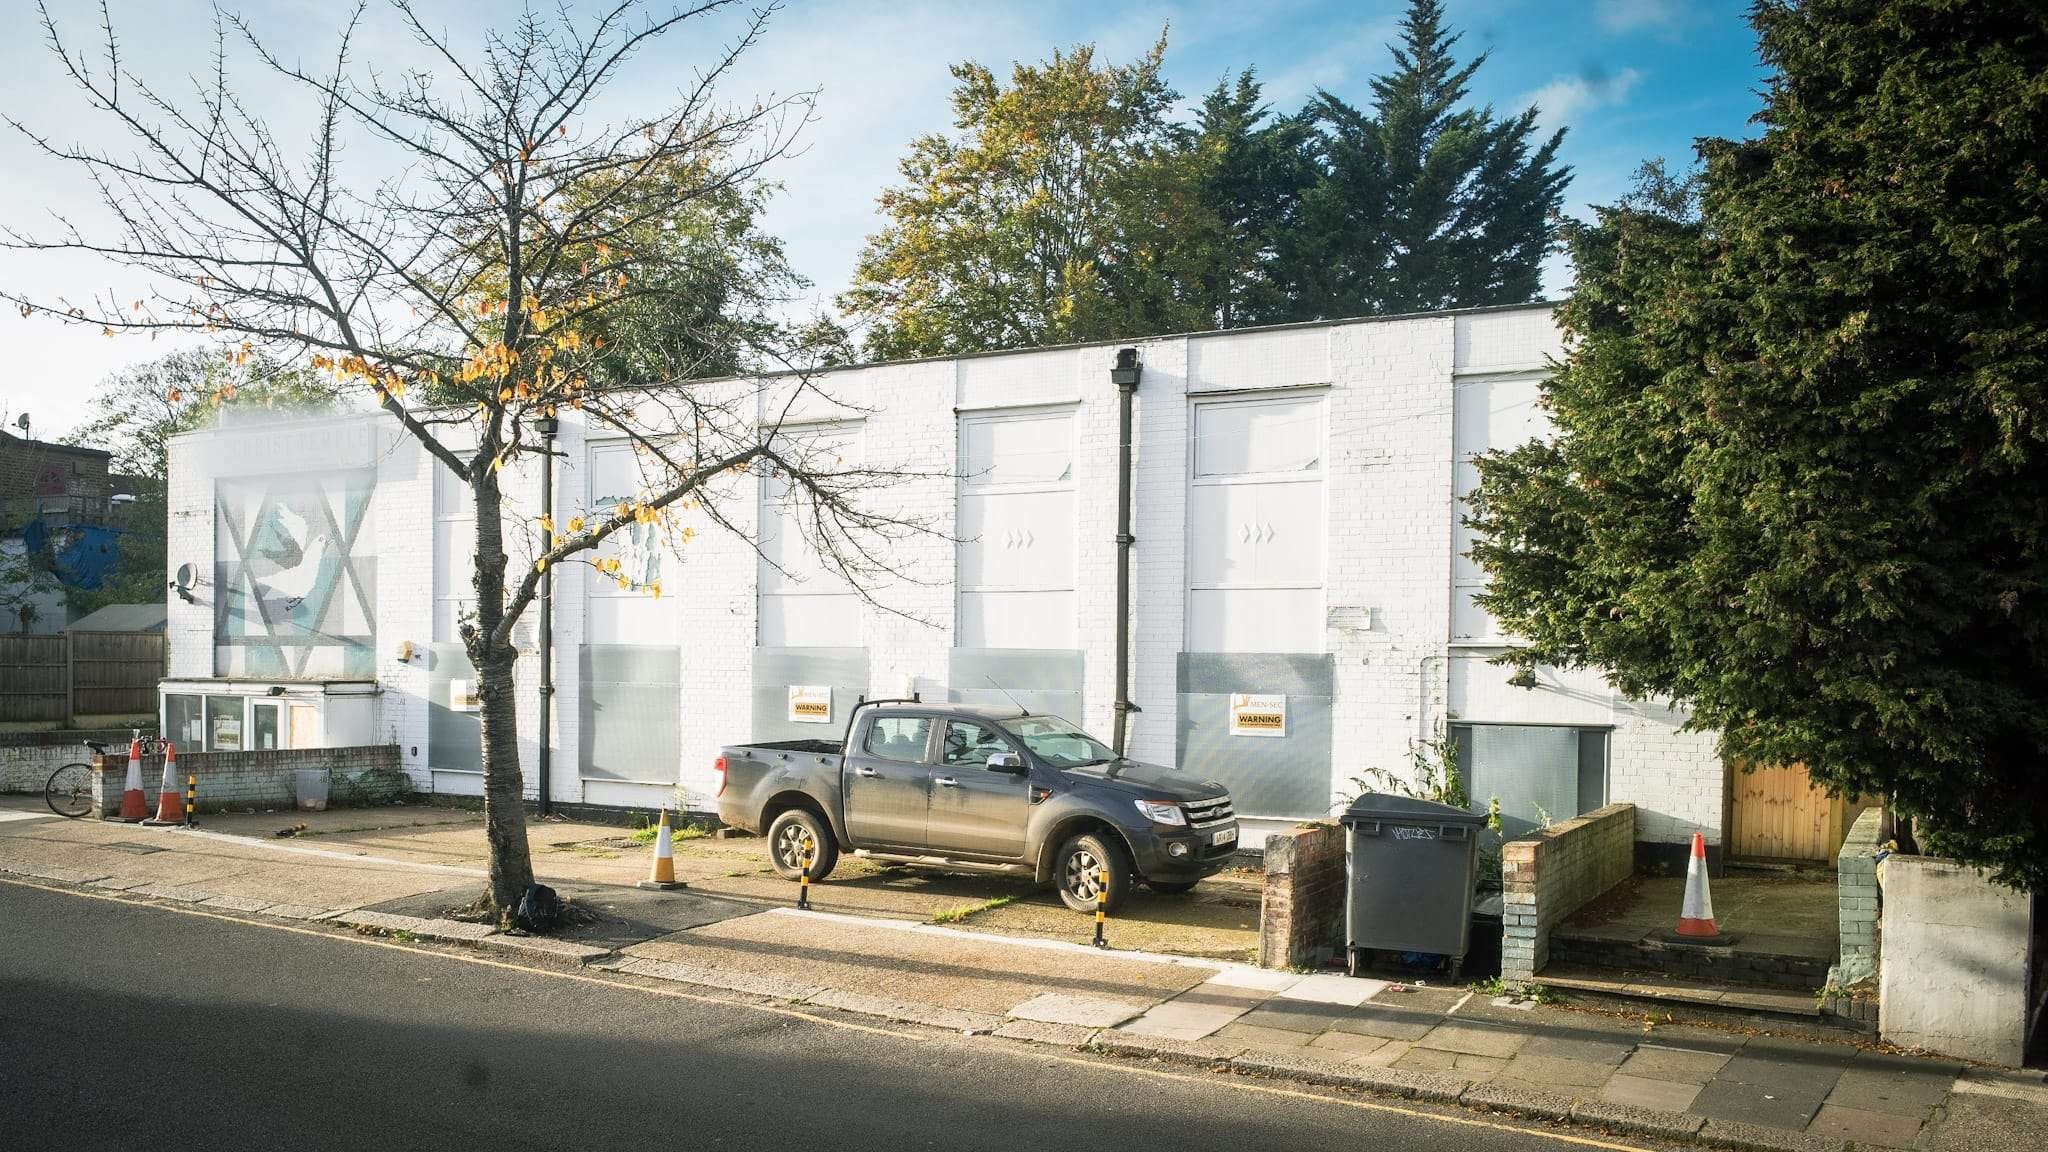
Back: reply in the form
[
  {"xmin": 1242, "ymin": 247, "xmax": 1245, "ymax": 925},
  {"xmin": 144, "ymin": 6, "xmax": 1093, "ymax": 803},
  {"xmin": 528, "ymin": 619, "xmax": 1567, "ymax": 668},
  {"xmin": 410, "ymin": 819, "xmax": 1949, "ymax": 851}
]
[
  {"xmin": 0, "ymin": 631, "xmax": 165, "ymax": 723},
  {"xmin": 0, "ymin": 635, "xmax": 67, "ymax": 722}
]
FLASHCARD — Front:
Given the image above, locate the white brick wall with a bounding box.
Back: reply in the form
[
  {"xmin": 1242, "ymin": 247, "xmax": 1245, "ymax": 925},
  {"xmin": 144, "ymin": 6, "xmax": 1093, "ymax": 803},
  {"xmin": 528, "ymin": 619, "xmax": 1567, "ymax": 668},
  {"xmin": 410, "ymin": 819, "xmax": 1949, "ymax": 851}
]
[{"xmin": 161, "ymin": 305, "xmax": 1725, "ymax": 843}]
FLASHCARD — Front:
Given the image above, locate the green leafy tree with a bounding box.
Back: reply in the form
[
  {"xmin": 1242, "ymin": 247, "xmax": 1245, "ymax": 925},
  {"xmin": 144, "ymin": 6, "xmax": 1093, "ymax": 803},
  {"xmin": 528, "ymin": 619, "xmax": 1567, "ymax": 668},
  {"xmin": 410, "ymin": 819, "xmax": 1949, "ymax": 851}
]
[
  {"xmin": 1188, "ymin": 71, "xmax": 1320, "ymax": 328},
  {"xmin": 1296, "ymin": 0, "xmax": 1568, "ymax": 316},
  {"xmin": 839, "ymin": 34, "xmax": 1215, "ymax": 358},
  {"xmin": 63, "ymin": 350, "xmax": 343, "ymax": 616},
  {"xmin": 1467, "ymin": 1, "xmax": 2048, "ymax": 886},
  {"xmin": 11, "ymin": 1, "xmax": 912, "ymax": 915}
]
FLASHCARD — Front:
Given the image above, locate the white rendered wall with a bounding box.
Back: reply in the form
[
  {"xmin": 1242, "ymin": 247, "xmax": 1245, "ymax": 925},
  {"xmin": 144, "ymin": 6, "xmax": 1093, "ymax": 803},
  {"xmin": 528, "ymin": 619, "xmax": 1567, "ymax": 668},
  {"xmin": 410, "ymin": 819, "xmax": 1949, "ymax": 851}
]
[{"xmin": 163, "ymin": 305, "xmax": 1729, "ymax": 838}]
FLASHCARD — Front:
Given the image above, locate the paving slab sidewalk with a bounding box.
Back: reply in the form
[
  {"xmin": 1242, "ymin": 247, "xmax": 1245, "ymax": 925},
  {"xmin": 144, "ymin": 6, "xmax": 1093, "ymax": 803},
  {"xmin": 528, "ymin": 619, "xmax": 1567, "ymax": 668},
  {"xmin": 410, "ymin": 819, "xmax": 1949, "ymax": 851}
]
[{"xmin": 5, "ymin": 797, "xmax": 2043, "ymax": 1152}]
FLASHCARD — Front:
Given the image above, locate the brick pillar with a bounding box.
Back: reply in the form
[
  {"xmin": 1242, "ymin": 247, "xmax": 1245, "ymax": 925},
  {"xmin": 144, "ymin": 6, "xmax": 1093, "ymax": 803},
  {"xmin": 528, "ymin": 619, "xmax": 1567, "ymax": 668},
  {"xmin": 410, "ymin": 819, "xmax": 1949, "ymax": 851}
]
[{"xmin": 1259, "ymin": 819, "xmax": 1347, "ymax": 970}]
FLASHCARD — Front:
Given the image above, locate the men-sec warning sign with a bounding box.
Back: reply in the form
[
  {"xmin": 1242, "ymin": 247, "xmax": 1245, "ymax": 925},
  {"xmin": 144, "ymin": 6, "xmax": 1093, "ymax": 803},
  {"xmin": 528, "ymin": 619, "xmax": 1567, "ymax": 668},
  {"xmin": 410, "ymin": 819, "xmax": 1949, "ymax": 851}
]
[
  {"xmin": 1228, "ymin": 693, "xmax": 1287, "ymax": 738},
  {"xmin": 788, "ymin": 685, "xmax": 832, "ymax": 724}
]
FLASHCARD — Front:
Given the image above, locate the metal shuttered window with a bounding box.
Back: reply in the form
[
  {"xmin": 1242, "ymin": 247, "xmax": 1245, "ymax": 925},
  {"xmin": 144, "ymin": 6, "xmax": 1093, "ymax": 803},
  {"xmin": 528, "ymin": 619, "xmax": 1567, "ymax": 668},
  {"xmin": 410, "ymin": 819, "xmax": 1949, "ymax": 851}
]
[
  {"xmin": 956, "ymin": 408, "xmax": 1077, "ymax": 649},
  {"xmin": 1449, "ymin": 723, "xmax": 1609, "ymax": 840},
  {"xmin": 1185, "ymin": 395, "xmax": 1326, "ymax": 653}
]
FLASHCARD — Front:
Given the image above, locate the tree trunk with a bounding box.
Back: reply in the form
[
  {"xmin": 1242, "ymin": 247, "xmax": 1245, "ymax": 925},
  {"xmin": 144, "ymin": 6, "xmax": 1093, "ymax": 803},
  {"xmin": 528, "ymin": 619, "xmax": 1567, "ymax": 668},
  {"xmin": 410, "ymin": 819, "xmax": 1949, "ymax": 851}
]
[
  {"xmin": 468, "ymin": 462, "xmax": 534, "ymax": 913},
  {"xmin": 476, "ymin": 646, "xmax": 533, "ymax": 911}
]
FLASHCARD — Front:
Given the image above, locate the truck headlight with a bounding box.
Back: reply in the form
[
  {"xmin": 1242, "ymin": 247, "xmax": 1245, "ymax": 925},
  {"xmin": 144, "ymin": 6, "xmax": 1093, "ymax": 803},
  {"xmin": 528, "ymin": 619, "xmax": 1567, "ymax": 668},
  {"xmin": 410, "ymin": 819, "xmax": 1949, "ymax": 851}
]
[{"xmin": 1134, "ymin": 800, "xmax": 1186, "ymax": 826}]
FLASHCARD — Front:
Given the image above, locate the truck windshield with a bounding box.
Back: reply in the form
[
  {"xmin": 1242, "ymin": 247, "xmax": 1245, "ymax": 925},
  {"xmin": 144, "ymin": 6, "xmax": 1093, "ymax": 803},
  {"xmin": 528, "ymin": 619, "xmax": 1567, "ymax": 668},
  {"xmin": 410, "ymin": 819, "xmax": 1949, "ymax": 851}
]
[{"xmin": 998, "ymin": 715, "xmax": 1115, "ymax": 768}]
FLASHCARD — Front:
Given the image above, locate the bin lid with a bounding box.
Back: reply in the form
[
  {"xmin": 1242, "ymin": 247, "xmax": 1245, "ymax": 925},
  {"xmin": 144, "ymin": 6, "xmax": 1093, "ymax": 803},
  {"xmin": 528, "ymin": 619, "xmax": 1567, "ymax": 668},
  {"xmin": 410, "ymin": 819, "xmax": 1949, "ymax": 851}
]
[{"xmin": 1340, "ymin": 791, "xmax": 1489, "ymax": 827}]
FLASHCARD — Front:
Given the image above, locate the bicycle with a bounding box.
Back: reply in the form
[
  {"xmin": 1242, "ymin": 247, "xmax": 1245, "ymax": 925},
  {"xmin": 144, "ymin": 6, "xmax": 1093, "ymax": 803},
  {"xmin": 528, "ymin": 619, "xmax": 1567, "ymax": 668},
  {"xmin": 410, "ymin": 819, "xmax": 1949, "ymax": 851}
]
[{"xmin": 44, "ymin": 734, "xmax": 170, "ymax": 819}]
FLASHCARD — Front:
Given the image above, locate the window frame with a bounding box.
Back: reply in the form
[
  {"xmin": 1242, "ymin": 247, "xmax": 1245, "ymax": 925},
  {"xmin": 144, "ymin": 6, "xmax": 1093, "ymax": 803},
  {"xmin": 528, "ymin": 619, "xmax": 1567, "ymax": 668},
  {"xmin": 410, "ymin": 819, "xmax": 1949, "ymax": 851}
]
[
  {"xmin": 204, "ymin": 694, "xmax": 248, "ymax": 752},
  {"xmin": 860, "ymin": 715, "xmax": 935, "ymax": 764},
  {"xmin": 939, "ymin": 719, "xmax": 1017, "ymax": 768}
]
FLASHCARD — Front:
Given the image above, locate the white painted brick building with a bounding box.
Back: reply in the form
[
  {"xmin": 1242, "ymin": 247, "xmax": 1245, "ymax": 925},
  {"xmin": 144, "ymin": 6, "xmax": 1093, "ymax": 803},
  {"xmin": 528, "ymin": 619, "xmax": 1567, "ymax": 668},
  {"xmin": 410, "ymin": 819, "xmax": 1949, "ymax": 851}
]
[{"xmin": 159, "ymin": 302, "xmax": 1729, "ymax": 857}]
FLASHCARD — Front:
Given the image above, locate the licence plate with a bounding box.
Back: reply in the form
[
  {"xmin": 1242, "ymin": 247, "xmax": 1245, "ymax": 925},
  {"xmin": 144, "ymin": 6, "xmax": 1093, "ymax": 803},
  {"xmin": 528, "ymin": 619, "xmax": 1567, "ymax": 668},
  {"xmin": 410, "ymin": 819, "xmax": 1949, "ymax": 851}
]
[{"xmin": 1212, "ymin": 828, "xmax": 1237, "ymax": 847}]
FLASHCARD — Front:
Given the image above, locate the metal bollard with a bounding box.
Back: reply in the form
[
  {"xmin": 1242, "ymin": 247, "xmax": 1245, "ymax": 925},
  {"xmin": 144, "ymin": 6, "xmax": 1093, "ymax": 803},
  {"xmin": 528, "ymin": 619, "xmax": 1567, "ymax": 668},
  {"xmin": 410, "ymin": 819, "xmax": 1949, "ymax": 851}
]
[
  {"xmin": 183, "ymin": 775, "xmax": 197, "ymax": 827},
  {"xmin": 797, "ymin": 842, "xmax": 812, "ymax": 910},
  {"xmin": 1091, "ymin": 866, "xmax": 1108, "ymax": 948}
]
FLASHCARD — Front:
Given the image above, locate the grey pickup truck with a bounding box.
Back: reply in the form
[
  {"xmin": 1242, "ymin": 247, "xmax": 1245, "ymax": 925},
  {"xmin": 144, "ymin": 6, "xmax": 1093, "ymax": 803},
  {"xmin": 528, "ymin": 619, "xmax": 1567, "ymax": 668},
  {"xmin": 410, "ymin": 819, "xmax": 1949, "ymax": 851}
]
[{"xmin": 715, "ymin": 701, "xmax": 1239, "ymax": 913}]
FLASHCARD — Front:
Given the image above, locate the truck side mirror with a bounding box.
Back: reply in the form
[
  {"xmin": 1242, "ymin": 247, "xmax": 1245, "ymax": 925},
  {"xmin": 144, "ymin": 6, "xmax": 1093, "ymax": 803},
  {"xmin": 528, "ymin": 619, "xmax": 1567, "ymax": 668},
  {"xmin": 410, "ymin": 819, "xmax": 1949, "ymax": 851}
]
[{"xmin": 986, "ymin": 751, "xmax": 1026, "ymax": 774}]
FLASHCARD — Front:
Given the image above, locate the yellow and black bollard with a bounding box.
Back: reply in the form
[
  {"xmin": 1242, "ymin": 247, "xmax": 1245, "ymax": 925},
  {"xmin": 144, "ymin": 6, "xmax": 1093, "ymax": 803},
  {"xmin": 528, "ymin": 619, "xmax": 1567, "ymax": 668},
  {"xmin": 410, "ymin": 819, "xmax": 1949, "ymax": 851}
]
[
  {"xmin": 183, "ymin": 775, "xmax": 197, "ymax": 827},
  {"xmin": 1091, "ymin": 866, "xmax": 1109, "ymax": 948},
  {"xmin": 797, "ymin": 841, "xmax": 813, "ymax": 910}
]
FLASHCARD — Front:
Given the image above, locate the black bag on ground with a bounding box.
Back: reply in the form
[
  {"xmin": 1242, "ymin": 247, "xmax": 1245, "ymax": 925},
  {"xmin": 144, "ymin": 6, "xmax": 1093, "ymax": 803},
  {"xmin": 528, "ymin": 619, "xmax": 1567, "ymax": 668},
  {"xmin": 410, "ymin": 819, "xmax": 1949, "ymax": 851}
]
[{"xmin": 515, "ymin": 883, "xmax": 561, "ymax": 932}]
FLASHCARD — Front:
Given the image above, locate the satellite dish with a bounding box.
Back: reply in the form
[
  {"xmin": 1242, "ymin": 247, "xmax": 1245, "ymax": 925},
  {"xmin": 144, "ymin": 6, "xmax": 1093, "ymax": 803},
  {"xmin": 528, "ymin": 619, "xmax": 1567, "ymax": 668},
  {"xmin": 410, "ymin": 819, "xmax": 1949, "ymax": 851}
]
[{"xmin": 173, "ymin": 563, "xmax": 196, "ymax": 590}]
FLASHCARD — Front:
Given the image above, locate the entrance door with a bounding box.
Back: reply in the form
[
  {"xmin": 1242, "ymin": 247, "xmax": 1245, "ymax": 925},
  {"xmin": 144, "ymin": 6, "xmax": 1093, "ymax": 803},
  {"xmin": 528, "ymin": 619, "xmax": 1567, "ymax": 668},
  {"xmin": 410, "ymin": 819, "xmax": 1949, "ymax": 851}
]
[
  {"xmin": 928, "ymin": 719, "xmax": 1030, "ymax": 858},
  {"xmin": 1730, "ymin": 762, "xmax": 1870, "ymax": 863},
  {"xmin": 287, "ymin": 704, "xmax": 318, "ymax": 750},
  {"xmin": 842, "ymin": 714, "xmax": 934, "ymax": 849}
]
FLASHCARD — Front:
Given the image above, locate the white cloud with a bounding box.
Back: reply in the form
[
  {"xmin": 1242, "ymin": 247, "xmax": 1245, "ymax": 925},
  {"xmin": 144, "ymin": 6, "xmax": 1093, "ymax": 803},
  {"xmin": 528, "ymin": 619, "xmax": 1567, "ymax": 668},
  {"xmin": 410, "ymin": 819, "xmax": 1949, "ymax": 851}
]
[{"xmin": 1518, "ymin": 67, "xmax": 1643, "ymax": 140}]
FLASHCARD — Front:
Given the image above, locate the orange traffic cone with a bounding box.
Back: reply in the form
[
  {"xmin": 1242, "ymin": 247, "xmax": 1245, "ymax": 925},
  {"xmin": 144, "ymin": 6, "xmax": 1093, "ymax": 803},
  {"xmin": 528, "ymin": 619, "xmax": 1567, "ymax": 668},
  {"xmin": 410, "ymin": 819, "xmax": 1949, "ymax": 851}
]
[
  {"xmin": 118, "ymin": 738, "xmax": 147, "ymax": 822},
  {"xmin": 144, "ymin": 744, "xmax": 182, "ymax": 826},
  {"xmin": 1674, "ymin": 832, "xmax": 1721, "ymax": 938},
  {"xmin": 637, "ymin": 810, "xmax": 686, "ymax": 891}
]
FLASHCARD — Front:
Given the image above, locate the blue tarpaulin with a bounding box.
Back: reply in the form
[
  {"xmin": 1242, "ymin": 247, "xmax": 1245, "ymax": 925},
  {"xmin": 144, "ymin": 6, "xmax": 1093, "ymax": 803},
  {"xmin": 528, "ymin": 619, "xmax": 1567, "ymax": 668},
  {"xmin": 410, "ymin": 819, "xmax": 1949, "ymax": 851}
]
[{"xmin": 52, "ymin": 525, "xmax": 120, "ymax": 590}]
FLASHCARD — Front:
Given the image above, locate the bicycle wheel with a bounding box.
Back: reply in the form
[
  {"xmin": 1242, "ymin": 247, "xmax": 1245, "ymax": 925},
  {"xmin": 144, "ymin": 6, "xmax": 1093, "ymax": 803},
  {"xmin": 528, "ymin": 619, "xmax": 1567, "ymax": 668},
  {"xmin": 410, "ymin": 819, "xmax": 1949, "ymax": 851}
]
[{"xmin": 45, "ymin": 762, "xmax": 94, "ymax": 818}]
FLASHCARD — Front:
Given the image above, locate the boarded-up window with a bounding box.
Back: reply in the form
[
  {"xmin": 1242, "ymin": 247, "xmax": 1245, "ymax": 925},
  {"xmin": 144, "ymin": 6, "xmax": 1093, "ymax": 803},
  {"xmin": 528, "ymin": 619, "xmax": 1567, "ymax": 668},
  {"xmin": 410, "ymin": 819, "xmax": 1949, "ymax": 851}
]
[
  {"xmin": 758, "ymin": 426, "xmax": 862, "ymax": 647},
  {"xmin": 1187, "ymin": 395, "xmax": 1325, "ymax": 653},
  {"xmin": 957, "ymin": 408, "xmax": 1075, "ymax": 648},
  {"xmin": 586, "ymin": 440, "xmax": 677, "ymax": 646},
  {"xmin": 1452, "ymin": 374, "xmax": 1552, "ymax": 641},
  {"xmin": 1451, "ymin": 723, "xmax": 1608, "ymax": 840}
]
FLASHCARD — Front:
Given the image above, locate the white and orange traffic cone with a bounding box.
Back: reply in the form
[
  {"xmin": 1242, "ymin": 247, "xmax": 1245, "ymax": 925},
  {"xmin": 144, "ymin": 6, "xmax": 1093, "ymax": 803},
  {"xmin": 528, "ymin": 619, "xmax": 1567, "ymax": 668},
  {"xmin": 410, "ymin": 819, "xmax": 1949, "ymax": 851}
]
[
  {"xmin": 144, "ymin": 744, "xmax": 182, "ymax": 826},
  {"xmin": 1674, "ymin": 832, "xmax": 1721, "ymax": 938},
  {"xmin": 637, "ymin": 810, "xmax": 686, "ymax": 891},
  {"xmin": 118, "ymin": 737, "xmax": 148, "ymax": 822}
]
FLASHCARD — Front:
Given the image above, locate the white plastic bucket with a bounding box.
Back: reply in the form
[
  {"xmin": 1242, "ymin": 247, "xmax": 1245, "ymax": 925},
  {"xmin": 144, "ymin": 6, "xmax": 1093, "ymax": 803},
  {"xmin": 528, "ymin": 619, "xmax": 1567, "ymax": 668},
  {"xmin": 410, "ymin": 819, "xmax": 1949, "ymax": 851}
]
[{"xmin": 294, "ymin": 768, "xmax": 330, "ymax": 812}]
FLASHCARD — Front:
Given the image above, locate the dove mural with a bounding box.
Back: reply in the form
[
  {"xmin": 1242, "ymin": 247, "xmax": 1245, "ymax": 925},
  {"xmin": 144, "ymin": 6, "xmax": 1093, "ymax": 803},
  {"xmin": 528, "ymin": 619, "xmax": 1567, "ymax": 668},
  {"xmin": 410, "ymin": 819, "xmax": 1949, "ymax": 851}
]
[{"xmin": 214, "ymin": 472, "xmax": 376, "ymax": 678}]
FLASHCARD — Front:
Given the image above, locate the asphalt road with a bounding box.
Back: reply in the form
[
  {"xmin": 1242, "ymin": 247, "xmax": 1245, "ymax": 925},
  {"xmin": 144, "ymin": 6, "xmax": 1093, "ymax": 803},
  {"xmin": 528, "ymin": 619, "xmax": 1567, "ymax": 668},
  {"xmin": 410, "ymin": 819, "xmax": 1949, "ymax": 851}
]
[{"xmin": 0, "ymin": 879, "xmax": 1652, "ymax": 1152}]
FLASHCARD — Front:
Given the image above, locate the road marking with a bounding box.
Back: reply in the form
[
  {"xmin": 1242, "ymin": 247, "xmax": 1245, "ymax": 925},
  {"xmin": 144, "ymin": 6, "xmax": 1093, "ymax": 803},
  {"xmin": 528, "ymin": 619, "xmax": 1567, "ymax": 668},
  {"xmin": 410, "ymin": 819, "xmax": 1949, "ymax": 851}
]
[{"xmin": 0, "ymin": 873, "xmax": 1652, "ymax": 1151}]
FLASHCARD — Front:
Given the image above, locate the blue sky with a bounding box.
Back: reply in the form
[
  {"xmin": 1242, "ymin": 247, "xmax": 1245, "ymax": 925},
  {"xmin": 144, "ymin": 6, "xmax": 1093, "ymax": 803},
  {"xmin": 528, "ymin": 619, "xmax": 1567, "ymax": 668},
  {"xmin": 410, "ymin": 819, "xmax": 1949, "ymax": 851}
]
[{"xmin": 0, "ymin": 0, "xmax": 1767, "ymax": 439}]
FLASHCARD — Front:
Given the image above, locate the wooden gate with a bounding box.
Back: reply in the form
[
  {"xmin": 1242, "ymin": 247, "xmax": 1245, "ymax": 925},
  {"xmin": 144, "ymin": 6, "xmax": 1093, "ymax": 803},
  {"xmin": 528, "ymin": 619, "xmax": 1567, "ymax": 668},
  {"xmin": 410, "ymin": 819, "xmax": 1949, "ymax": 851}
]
[{"xmin": 1730, "ymin": 761, "xmax": 1870, "ymax": 863}]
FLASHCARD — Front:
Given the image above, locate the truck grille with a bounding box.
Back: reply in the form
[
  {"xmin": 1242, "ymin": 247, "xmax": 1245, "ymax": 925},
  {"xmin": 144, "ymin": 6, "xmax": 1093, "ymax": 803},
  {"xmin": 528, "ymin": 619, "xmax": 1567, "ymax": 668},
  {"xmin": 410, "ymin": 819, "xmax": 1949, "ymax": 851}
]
[{"xmin": 1183, "ymin": 796, "xmax": 1235, "ymax": 830}]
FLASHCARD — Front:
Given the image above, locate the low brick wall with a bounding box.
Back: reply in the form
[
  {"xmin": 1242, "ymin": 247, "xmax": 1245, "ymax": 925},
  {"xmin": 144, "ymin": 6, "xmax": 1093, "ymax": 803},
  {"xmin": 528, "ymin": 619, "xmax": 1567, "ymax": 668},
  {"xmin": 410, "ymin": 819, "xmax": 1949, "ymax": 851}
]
[
  {"xmin": 1259, "ymin": 819, "xmax": 1346, "ymax": 970},
  {"xmin": 0, "ymin": 730, "xmax": 142, "ymax": 794},
  {"xmin": 1501, "ymin": 803, "xmax": 1635, "ymax": 980},
  {"xmin": 90, "ymin": 745, "xmax": 408, "ymax": 816},
  {"xmin": 1833, "ymin": 807, "xmax": 1884, "ymax": 984}
]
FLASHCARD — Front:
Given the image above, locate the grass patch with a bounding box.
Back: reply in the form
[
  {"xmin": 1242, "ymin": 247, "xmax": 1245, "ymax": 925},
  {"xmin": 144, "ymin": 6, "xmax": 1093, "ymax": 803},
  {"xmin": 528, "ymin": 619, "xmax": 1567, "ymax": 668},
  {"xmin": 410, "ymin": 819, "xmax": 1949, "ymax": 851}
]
[
  {"xmin": 930, "ymin": 894, "xmax": 1018, "ymax": 925},
  {"xmin": 627, "ymin": 820, "xmax": 707, "ymax": 844}
]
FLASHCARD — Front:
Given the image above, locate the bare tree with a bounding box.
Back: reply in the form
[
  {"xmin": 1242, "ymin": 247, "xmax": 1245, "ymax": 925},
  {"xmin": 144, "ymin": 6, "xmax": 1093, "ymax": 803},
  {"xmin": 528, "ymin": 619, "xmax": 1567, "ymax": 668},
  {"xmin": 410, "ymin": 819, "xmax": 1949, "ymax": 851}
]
[{"xmin": 7, "ymin": 0, "xmax": 925, "ymax": 914}]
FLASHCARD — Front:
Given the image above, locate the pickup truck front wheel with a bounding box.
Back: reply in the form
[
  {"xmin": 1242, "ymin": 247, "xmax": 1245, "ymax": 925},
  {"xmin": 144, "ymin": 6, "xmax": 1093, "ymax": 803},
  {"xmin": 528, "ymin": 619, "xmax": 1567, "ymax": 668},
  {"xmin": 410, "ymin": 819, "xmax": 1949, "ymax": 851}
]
[
  {"xmin": 767, "ymin": 809, "xmax": 839, "ymax": 883},
  {"xmin": 1055, "ymin": 832, "xmax": 1131, "ymax": 914}
]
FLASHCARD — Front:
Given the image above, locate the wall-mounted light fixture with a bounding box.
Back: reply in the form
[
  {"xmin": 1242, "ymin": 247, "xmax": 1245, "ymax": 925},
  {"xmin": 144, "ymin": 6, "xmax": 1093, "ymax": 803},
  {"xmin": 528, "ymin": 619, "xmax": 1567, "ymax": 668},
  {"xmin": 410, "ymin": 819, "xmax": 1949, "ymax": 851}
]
[{"xmin": 395, "ymin": 640, "xmax": 417, "ymax": 664}]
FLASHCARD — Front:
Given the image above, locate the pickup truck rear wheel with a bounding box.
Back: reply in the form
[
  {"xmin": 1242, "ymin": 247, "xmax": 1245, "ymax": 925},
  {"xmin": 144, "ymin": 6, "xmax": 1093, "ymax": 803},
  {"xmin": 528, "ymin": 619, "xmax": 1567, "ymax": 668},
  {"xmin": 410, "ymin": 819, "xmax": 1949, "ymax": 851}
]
[
  {"xmin": 767, "ymin": 809, "xmax": 838, "ymax": 882},
  {"xmin": 1055, "ymin": 832, "xmax": 1131, "ymax": 914}
]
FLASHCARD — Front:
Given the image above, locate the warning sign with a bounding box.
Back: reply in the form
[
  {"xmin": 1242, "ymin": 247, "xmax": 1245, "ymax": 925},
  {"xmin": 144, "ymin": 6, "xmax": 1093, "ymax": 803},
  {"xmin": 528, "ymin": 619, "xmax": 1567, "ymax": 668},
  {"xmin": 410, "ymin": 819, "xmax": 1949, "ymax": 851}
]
[
  {"xmin": 1228, "ymin": 693, "xmax": 1287, "ymax": 738},
  {"xmin": 788, "ymin": 685, "xmax": 832, "ymax": 724}
]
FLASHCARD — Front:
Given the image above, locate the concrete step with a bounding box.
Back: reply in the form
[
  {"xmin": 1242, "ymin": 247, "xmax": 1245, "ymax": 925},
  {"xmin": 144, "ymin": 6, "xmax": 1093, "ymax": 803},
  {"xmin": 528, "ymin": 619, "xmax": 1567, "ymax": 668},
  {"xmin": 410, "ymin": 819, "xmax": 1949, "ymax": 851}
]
[
  {"xmin": 1537, "ymin": 964, "xmax": 1874, "ymax": 1041},
  {"xmin": 1548, "ymin": 928, "xmax": 1832, "ymax": 992}
]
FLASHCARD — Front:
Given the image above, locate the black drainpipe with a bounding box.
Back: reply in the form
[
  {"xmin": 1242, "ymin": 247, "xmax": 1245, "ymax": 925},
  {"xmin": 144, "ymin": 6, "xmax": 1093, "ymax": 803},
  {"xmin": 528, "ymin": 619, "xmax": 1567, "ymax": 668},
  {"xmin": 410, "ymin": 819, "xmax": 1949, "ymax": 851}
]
[
  {"xmin": 1110, "ymin": 347, "xmax": 1142, "ymax": 756},
  {"xmin": 535, "ymin": 414, "xmax": 558, "ymax": 816}
]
